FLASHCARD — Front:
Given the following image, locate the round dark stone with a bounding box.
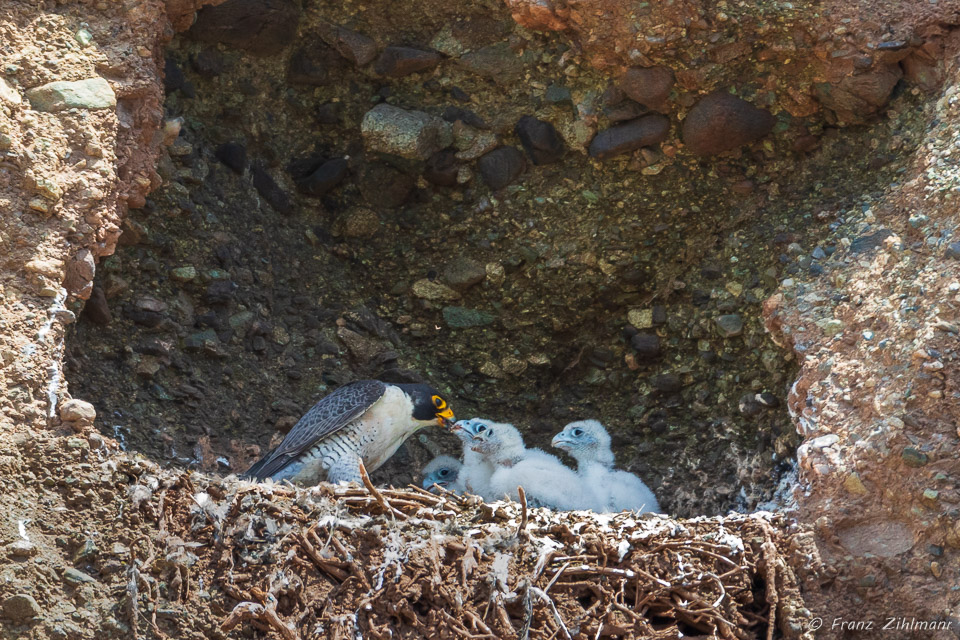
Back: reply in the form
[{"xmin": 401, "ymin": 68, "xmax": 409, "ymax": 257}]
[
  {"xmin": 327, "ymin": 26, "xmax": 377, "ymax": 66},
  {"xmin": 125, "ymin": 309, "xmax": 165, "ymax": 328},
  {"xmin": 651, "ymin": 305, "xmax": 667, "ymax": 325},
  {"xmin": 649, "ymin": 418, "xmax": 668, "ymax": 434},
  {"xmin": 619, "ymin": 66, "xmax": 674, "ymax": 110},
  {"xmin": 163, "ymin": 58, "xmax": 188, "ymax": 94},
  {"xmin": 700, "ymin": 263, "xmax": 722, "ymax": 280},
  {"xmin": 630, "ymin": 334, "xmax": 661, "ymax": 360},
  {"xmin": 205, "ymin": 281, "xmax": 237, "ymax": 306},
  {"xmin": 738, "ymin": 394, "xmax": 764, "ymax": 417},
  {"xmin": 251, "ymin": 164, "xmax": 293, "ymax": 215},
  {"xmin": 514, "ymin": 116, "xmax": 565, "ymax": 165},
  {"xmin": 287, "ymin": 44, "xmax": 345, "ymax": 86},
  {"xmin": 424, "ymin": 149, "xmax": 459, "ymax": 187},
  {"xmin": 682, "ymin": 92, "xmax": 775, "ymax": 156},
  {"xmin": 650, "ymin": 373, "xmax": 682, "ymax": 393},
  {"xmin": 358, "ymin": 163, "xmax": 415, "ymax": 209},
  {"xmin": 296, "ymin": 158, "xmax": 349, "ymax": 197},
  {"xmin": 588, "ymin": 115, "xmax": 670, "ymax": 160},
  {"xmin": 477, "ymin": 146, "xmax": 525, "ymax": 190},
  {"xmin": 757, "ymin": 392, "xmax": 779, "ymax": 407},
  {"xmin": 374, "ymin": 46, "xmax": 441, "ymax": 77},
  {"xmin": 316, "ymin": 102, "xmax": 341, "ymax": 124},
  {"xmin": 603, "ymin": 100, "xmax": 647, "ymax": 123},
  {"xmin": 442, "ymin": 106, "xmax": 489, "ymax": 129},
  {"xmin": 192, "ymin": 49, "xmax": 226, "ymax": 77},
  {"xmin": 793, "ymin": 134, "xmax": 821, "ymax": 153},
  {"xmin": 82, "ymin": 286, "xmax": 112, "ymax": 326},
  {"xmin": 190, "ymin": 0, "xmax": 300, "ymax": 56},
  {"xmin": 215, "ymin": 142, "xmax": 247, "ymax": 174}
]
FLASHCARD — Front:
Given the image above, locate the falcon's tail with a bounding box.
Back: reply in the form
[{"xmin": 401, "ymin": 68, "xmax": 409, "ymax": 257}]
[{"xmin": 241, "ymin": 446, "xmax": 280, "ymax": 480}]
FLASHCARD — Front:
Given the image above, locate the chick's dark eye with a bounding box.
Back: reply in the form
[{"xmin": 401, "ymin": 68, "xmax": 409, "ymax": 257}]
[
  {"xmin": 476, "ymin": 425, "xmax": 486, "ymax": 432},
  {"xmin": 573, "ymin": 429, "xmax": 583, "ymax": 437},
  {"xmin": 439, "ymin": 469, "xmax": 450, "ymax": 476}
]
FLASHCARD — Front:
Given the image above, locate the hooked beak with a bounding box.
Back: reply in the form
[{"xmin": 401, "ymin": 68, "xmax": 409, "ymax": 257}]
[
  {"xmin": 436, "ymin": 407, "xmax": 455, "ymax": 428},
  {"xmin": 551, "ymin": 434, "xmax": 571, "ymax": 450}
]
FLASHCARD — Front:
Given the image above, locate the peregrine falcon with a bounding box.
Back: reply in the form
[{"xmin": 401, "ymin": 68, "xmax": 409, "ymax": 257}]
[
  {"xmin": 421, "ymin": 455, "xmax": 463, "ymax": 494},
  {"xmin": 552, "ymin": 420, "xmax": 660, "ymax": 514},
  {"xmin": 243, "ymin": 380, "xmax": 454, "ymax": 485},
  {"xmin": 451, "ymin": 418, "xmax": 589, "ymax": 510}
]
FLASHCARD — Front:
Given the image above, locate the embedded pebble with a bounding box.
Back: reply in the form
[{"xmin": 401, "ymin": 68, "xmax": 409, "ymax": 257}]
[
  {"xmin": 374, "ymin": 46, "xmax": 441, "ymax": 77},
  {"xmin": 63, "ymin": 567, "xmax": 96, "ymax": 585},
  {"xmin": 443, "ymin": 257, "xmax": 486, "ymax": 290},
  {"xmin": 443, "ymin": 306, "xmax": 496, "ymax": 328},
  {"xmin": 477, "ymin": 146, "xmax": 525, "ymax": 189},
  {"xmin": 619, "ymin": 66, "xmax": 674, "ymax": 110},
  {"xmin": 682, "ymin": 92, "xmax": 775, "ymax": 155},
  {"xmin": 251, "ymin": 164, "xmax": 293, "ymax": 215},
  {"xmin": 2, "ymin": 594, "xmax": 41, "ymax": 623},
  {"xmin": 715, "ymin": 314, "xmax": 744, "ymax": 337},
  {"xmin": 296, "ymin": 158, "xmax": 348, "ymax": 197},
  {"xmin": 630, "ymin": 334, "xmax": 661, "ymax": 360},
  {"xmin": 412, "ymin": 279, "xmax": 459, "ymax": 301},
  {"xmin": 170, "ymin": 266, "xmax": 197, "ymax": 282},
  {"xmin": 60, "ymin": 399, "xmax": 96, "ymax": 424},
  {"xmin": 514, "ymin": 116, "xmax": 565, "ymax": 165},
  {"xmin": 215, "ymin": 142, "xmax": 247, "ymax": 173},
  {"xmin": 361, "ymin": 104, "xmax": 453, "ymax": 160},
  {"xmin": 327, "ymin": 26, "xmax": 377, "ymax": 66},
  {"xmin": 901, "ymin": 447, "xmax": 928, "ymax": 467},
  {"xmin": 287, "ymin": 44, "xmax": 345, "ymax": 86},
  {"xmin": 26, "ymin": 78, "xmax": 116, "ymax": 112},
  {"xmin": 588, "ymin": 115, "xmax": 670, "ymax": 160},
  {"xmin": 0, "ymin": 77, "xmax": 21, "ymax": 104}
]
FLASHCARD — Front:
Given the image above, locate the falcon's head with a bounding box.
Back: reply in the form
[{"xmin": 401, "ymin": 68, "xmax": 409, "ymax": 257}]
[
  {"xmin": 551, "ymin": 420, "xmax": 614, "ymax": 465},
  {"xmin": 394, "ymin": 383, "xmax": 455, "ymax": 427},
  {"xmin": 421, "ymin": 455, "xmax": 461, "ymax": 492}
]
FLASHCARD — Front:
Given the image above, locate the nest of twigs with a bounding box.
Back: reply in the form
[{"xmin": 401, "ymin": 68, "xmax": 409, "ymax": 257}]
[{"xmin": 118, "ymin": 458, "xmax": 806, "ymax": 640}]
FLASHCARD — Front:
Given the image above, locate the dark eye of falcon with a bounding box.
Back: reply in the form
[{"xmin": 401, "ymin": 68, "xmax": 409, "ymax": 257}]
[
  {"xmin": 439, "ymin": 468, "xmax": 450, "ymax": 477},
  {"xmin": 432, "ymin": 395, "xmax": 446, "ymax": 409},
  {"xmin": 476, "ymin": 424, "xmax": 487, "ymax": 433},
  {"xmin": 572, "ymin": 428, "xmax": 584, "ymax": 437}
]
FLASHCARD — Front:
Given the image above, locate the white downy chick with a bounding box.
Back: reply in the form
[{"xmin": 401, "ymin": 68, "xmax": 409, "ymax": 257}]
[
  {"xmin": 449, "ymin": 418, "xmax": 498, "ymax": 500},
  {"xmin": 454, "ymin": 418, "xmax": 590, "ymax": 511},
  {"xmin": 421, "ymin": 455, "xmax": 464, "ymax": 494},
  {"xmin": 552, "ymin": 419, "xmax": 660, "ymax": 514}
]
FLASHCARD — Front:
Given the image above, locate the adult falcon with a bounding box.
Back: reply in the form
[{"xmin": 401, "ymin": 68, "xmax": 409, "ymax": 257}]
[{"xmin": 243, "ymin": 380, "xmax": 455, "ymax": 485}]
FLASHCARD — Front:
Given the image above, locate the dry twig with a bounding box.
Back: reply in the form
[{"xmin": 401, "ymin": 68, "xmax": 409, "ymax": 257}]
[
  {"xmin": 358, "ymin": 461, "xmax": 407, "ymax": 520},
  {"xmin": 517, "ymin": 485, "xmax": 528, "ymax": 534}
]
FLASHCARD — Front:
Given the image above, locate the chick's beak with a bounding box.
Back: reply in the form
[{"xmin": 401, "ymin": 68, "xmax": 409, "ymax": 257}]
[
  {"xmin": 551, "ymin": 434, "xmax": 569, "ymax": 449},
  {"xmin": 437, "ymin": 407, "xmax": 455, "ymax": 428}
]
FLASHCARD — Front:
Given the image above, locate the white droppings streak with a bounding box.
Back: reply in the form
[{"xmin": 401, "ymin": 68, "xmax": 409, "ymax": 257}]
[
  {"xmin": 19, "ymin": 288, "xmax": 68, "ymax": 418},
  {"xmin": 113, "ymin": 425, "xmax": 127, "ymax": 450},
  {"xmin": 18, "ymin": 519, "xmax": 30, "ymax": 541}
]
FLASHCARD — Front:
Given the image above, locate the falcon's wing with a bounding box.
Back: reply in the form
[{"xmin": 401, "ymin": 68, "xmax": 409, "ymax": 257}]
[{"xmin": 243, "ymin": 380, "xmax": 387, "ymax": 480}]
